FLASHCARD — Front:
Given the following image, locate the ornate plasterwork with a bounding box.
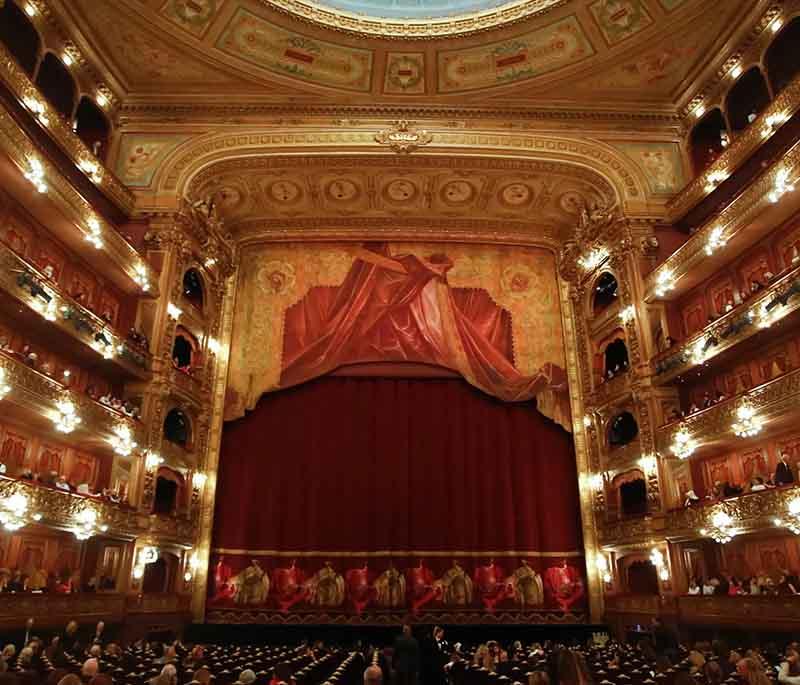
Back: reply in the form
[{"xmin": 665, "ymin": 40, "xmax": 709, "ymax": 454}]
[{"xmin": 260, "ymin": 0, "xmax": 567, "ymax": 39}]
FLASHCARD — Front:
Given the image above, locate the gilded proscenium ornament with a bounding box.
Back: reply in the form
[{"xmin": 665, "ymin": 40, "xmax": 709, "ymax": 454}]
[{"xmin": 374, "ymin": 120, "xmax": 433, "ymax": 154}]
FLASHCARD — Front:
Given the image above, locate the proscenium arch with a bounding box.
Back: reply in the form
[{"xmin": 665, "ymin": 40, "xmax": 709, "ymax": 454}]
[{"xmin": 149, "ymin": 128, "xmax": 655, "ymax": 217}]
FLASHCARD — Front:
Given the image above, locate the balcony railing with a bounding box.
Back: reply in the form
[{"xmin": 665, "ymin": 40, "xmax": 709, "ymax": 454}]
[
  {"xmin": 0, "ymin": 242, "xmax": 151, "ymax": 377},
  {"xmin": 654, "ymin": 263, "xmax": 800, "ymax": 383},
  {"xmin": 0, "ymin": 43, "xmax": 134, "ymax": 215}
]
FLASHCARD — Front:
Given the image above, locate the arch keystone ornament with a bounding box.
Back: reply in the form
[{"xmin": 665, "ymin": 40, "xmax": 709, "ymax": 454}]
[{"xmin": 374, "ymin": 120, "xmax": 433, "ymax": 154}]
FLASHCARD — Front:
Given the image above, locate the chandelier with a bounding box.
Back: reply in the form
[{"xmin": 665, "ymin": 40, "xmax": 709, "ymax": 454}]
[
  {"xmin": 578, "ymin": 248, "xmax": 609, "ymax": 272},
  {"xmin": 109, "ymin": 423, "xmax": 137, "ymax": 456},
  {"xmin": 775, "ymin": 497, "xmax": 800, "ymax": 535},
  {"xmin": 72, "ymin": 507, "xmax": 108, "ymax": 540},
  {"xmin": 0, "ymin": 493, "xmax": 41, "ymax": 531},
  {"xmin": 671, "ymin": 428, "xmax": 698, "ymax": 459},
  {"xmin": 53, "ymin": 397, "xmax": 81, "ymax": 433},
  {"xmin": 0, "ymin": 368, "xmax": 10, "ymax": 400},
  {"xmin": 732, "ymin": 403, "xmax": 763, "ymax": 438},
  {"xmin": 700, "ymin": 510, "xmax": 737, "ymax": 544}
]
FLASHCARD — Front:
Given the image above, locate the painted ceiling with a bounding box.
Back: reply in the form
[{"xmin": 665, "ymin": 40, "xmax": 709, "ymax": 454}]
[
  {"xmin": 308, "ymin": 0, "xmax": 516, "ymax": 18},
  {"xmin": 51, "ymin": 0, "xmax": 762, "ymax": 110}
]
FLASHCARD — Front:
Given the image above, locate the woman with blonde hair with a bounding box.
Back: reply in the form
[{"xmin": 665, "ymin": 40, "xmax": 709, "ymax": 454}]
[{"xmin": 736, "ymin": 657, "xmax": 771, "ymax": 685}]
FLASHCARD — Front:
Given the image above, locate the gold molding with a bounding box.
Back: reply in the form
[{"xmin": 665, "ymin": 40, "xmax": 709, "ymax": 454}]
[{"xmin": 211, "ymin": 548, "xmax": 583, "ymax": 557}]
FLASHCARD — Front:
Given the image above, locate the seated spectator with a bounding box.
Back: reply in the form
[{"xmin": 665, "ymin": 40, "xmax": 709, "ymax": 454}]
[
  {"xmin": 779, "ymin": 648, "xmax": 800, "ymax": 685},
  {"xmin": 81, "ymin": 658, "xmax": 99, "ymax": 683},
  {"xmin": 687, "ymin": 578, "xmax": 701, "ymax": 595},
  {"xmin": 775, "ymin": 453, "xmax": 795, "ymax": 486},
  {"xmin": 364, "ymin": 666, "xmax": 382, "ymax": 685}
]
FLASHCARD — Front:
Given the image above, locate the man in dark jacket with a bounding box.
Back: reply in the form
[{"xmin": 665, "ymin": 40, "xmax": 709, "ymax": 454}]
[{"xmin": 393, "ymin": 625, "xmax": 420, "ymax": 685}]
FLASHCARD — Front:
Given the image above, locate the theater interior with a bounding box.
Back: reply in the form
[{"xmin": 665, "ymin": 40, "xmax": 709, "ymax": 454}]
[{"xmin": 1, "ymin": 0, "xmax": 800, "ymax": 681}]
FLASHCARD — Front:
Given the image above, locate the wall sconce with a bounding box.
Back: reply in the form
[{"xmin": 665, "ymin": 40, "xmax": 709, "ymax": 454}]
[
  {"xmin": 768, "ymin": 168, "xmax": 795, "ymax": 204},
  {"xmin": 771, "ymin": 16, "xmax": 783, "ymax": 32},
  {"xmin": 582, "ymin": 414, "xmax": 592, "ymax": 429},
  {"xmin": 167, "ymin": 303, "xmax": 182, "ymax": 320},
  {"xmin": 700, "ymin": 510, "xmax": 736, "ymax": 544},
  {"xmin": 0, "ymin": 493, "xmax": 41, "ymax": 531},
  {"xmin": 95, "ymin": 91, "xmax": 108, "ymax": 108},
  {"xmin": 693, "ymin": 103, "xmax": 706, "ymax": 119},
  {"xmin": 24, "ymin": 3, "xmax": 37, "ymax": 17},
  {"xmin": 619, "ymin": 305, "xmax": 635, "ymax": 324},
  {"xmin": 72, "ymin": 507, "xmax": 107, "ymax": 540},
  {"xmin": 133, "ymin": 264, "xmax": 150, "ymax": 292},
  {"xmin": 207, "ymin": 338, "xmax": 221, "ymax": 355},
  {"xmin": 655, "ymin": 269, "xmax": 675, "ymax": 297},
  {"xmin": 638, "ymin": 454, "xmax": 658, "ymax": 477},
  {"xmin": 730, "ymin": 64, "xmax": 742, "ymax": 79},
  {"xmin": 140, "ymin": 546, "xmax": 159, "ymax": 565},
  {"xmin": 690, "ymin": 338, "xmax": 709, "ymax": 366},
  {"xmin": 22, "ymin": 97, "xmax": 48, "ymax": 126},
  {"xmin": 671, "ymin": 427, "xmax": 697, "ymax": 459},
  {"xmin": 649, "ymin": 547, "xmax": 669, "ymax": 581},
  {"xmin": 184, "ymin": 551, "xmax": 199, "ymax": 582},
  {"xmin": 24, "ymin": 158, "xmax": 47, "ymax": 193},
  {"xmin": 132, "ymin": 565, "xmax": 144, "ymax": 580},
  {"xmin": 0, "ymin": 368, "xmax": 10, "ymax": 400},
  {"xmin": 589, "ymin": 473, "xmax": 604, "ymax": 492},
  {"xmin": 192, "ymin": 471, "xmax": 207, "ymax": 489},
  {"xmin": 144, "ymin": 451, "xmax": 164, "ymax": 470},
  {"xmin": 84, "ymin": 216, "xmax": 103, "ymax": 250},
  {"xmin": 109, "ymin": 423, "xmax": 137, "ymax": 456},
  {"xmin": 705, "ymin": 226, "xmax": 727, "ymax": 256},
  {"xmin": 578, "ymin": 248, "xmax": 609, "ymax": 272},
  {"xmin": 763, "ymin": 112, "xmax": 789, "ymax": 138},
  {"xmin": 732, "ymin": 402, "xmax": 763, "ymax": 438},
  {"xmin": 52, "ymin": 397, "xmax": 81, "ymax": 434},
  {"xmin": 774, "ymin": 497, "xmax": 800, "ymax": 534},
  {"xmin": 595, "ymin": 554, "xmax": 612, "ymax": 584}
]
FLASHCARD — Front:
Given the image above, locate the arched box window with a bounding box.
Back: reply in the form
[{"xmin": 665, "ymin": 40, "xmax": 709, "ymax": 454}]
[
  {"xmin": 153, "ymin": 466, "xmax": 187, "ymax": 516},
  {"xmin": 608, "ymin": 411, "xmax": 639, "ymax": 448},
  {"xmin": 172, "ymin": 326, "xmax": 200, "ymax": 373},
  {"xmin": 0, "ymin": 1, "xmax": 41, "ymax": 76},
  {"xmin": 765, "ymin": 17, "xmax": 800, "ymax": 95},
  {"xmin": 163, "ymin": 408, "xmax": 191, "ymax": 448},
  {"xmin": 689, "ymin": 109, "xmax": 729, "ymax": 175},
  {"xmin": 182, "ymin": 269, "xmax": 205, "ymax": 311},
  {"xmin": 726, "ymin": 67, "xmax": 772, "ymax": 133},
  {"xmin": 35, "ymin": 53, "xmax": 76, "ymax": 120},
  {"xmin": 74, "ymin": 97, "xmax": 110, "ymax": 161},
  {"xmin": 592, "ymin": 272, "xmax": 618, "ymax": 315}
]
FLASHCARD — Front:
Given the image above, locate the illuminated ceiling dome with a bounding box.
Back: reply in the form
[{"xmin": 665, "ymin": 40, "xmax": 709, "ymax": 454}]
[{"xmin": 262, "ymin": 0, "xmax": 566, "ymax": 37}]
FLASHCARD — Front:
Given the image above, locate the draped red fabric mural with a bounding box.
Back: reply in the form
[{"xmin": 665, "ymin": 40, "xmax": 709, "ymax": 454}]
[
  {"xmin": 209, "ymin": 376, "xmax": 586, "ymax": 624},
  {"xmin": 225, "ymin": 243, "xmax": 571, "ymax": 430}
]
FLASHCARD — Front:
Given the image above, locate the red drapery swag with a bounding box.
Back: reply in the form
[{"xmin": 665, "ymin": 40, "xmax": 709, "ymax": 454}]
[
  {"xmin": 211, "ymin": 376, "xmax": 586, "ymax": 619},
  {"xmin": 278, "ymin": 244, "xmax": 571, "ymax": 430}
]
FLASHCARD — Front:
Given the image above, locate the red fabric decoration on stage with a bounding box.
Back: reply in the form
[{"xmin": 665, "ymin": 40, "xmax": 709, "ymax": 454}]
[
  {"xmin": 280, "ymin": 244, "xmax": 568, "ymax": 413},
  {"xmin": 210, "ymin": 375, "xmax": 585, "ymax": 621}
]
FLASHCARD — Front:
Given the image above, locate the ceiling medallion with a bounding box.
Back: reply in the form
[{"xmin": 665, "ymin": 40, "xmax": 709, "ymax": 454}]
[{"xmin": 375, "ymin": 121, "xmax": 433, "ymax": 155}]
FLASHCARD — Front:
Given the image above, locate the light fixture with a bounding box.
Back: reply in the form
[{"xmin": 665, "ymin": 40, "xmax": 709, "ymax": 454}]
[
  {"xmin": 140, "ymin": 546, "xmax": 158, "ymax": 564},
  {"xmin": 690, "ymin": 338, "xmax": 709, "ymax": 366},
  {"xmin": 204, "ymin": 257, "xmax": 217, "ymax": 268},
  {"xmin": 754, "ymin": 300, "xmax": 776, "ymax": 329},
  {"xmin": 582, "ymin": 414, "xmax": 592, "ymax": 429},
  {"xmin": 72, "ymin": 507, "xmax": 107, "ymax": 540},
  {"xmin": 589, "ymin": 473, "xmax": 604, "ymax": 491},
  {"xmin": 0, "ymin": 368, "xmax": 10, "ymax": 400},
  {"xmin": 207, "ymin": 338, "xmax": 221, "ymax": 355},
  {"xmin": 671, "ymin": 427, "xmax": 697, "ymax": 459},
  {"xmin": 53, "ymin": 398, "xmax": 81, "ymax": 434},
  {"xmin": 775, "ymin": 497, "xmax": 800, "ymax": 535},
  {"xmin": 763, "ymin": 112, "xmax": 789, "ymax": 138},
  {"xmin": 705, "ymin": 226, "xmax": 727, "ymax": 256},
  {"xmin": 0, "ymin": 493, "xmax": 41, "ymax": 531},
  {"xmin": 167, "ymin": 302, "xmax": 182, "ymax": 320},
  {"xmin": 771, "ymin": 16, "xmax": 783, "ymax": 33},
  {"xmin": 694, "ymin": 103, "xmax": 706, "ymax": 118},
  {"xmin": 655, "ymin": 269, "xmax": 675, "ymax": 297},
  {"xmin": 705, "ymin": 169, "xmax": 729, "ymax": 193},
  {"xmin": 24, "ymin": 158, "xmax": 47, "ymax": 193},
  {"xmin": 79, "ymin": 159, "xmax": 103, "ymax": 184},
  {"xmin": 638, "ymin": 454, "xmax": 657, "ymax": 476},
  {"xmin": 192, "ymin": 471, "xmax": 207, "ymax": 489},
  {"xmin": 650, "ymin": 548, "xmax": 669, "ymax": 581},
  {"xmin": 768, "ymin": 168, "xmax": 795, "ymax": 203},
  {"xmin": 700, "ymin": 510, "xmax": 736, "ymax": 544},
  {"xmin": 132, "ymin": 565, "xmax": 144, "ymax": 580},
  {"xmin": 619, "ymin": 305, "xmax": 635, "ymax": 324},
  {"xmin": 22, "ymin": 97, "xmax": 48, "ymax": 126},
  {"xmin": 732, "ymin": 402, "xmax": 763, "ymax": 438},
  {"xmin": 595, "ymin": 554, "xmax": 612, "ymax": 584},
  {"xmin": 109, "ymin": 423, "xmax": 137, "ymax": 456},
  {"xmin": 24, "ymin": 3, "xmax": 36, "ymax": 17},
  {"xmin": 578, "ymin": 248, "xmax": 609, "ymax": 272},
  {"xmin": 95, "ymin": 91, "xmax": 108, "ymax": 108},
  {"xmin": 133, "ymin": 264, "xmax": 150, "ymax": 292},
  {"xmin": 730, "ymin": 64, "xmax": 742, "ymax": 79},
  {"xmin": 62, "ymin": 52, "xmax": 73, "ymax": 67},
  {"xmin": 145, "ymin": 451, "xmax": 164, "ymax": 470},
  {"xmin": 183, "ymin": 571, "xmax": 193, "ymax": 582}
]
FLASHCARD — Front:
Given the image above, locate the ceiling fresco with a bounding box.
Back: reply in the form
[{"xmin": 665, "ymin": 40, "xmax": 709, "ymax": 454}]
[
  {"xmin": 51, "ymin": 0, "xmax": 760, "ymax": 109},
  {"xmin": 309, "ymin": 0, "xmax": 517, "ymax": 18}
]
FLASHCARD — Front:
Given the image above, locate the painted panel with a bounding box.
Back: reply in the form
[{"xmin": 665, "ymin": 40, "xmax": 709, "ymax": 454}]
[
  {"xmin": 384, "ymin": 53, "xmax": 426, "ymax": 95},
  {"xmin": 115, "ymin": 134, "xmax": 192, "ymax": 188},
  {"xmin": 589, "ymin": 0, "xmax": 653, "ymax": 46},
  {"xmin": 217, "ymin": 8, "xmax": 374, "ymax": 92},
  {"xmin": 610, "ymin": 142, "xmax": 685, "ymax": 194},
  {"xmin": 437, "ymin": 15, "xmax": 594, "ymax": 93}
]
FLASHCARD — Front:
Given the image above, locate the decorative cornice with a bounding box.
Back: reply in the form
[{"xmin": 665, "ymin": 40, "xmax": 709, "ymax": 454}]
[
  {"xmin": 0, "ymin": 43, "xmax": 133, "ymax": 215},
  {"xmin": 0, "ymin": 106, "xmax": 160, "ymax": 298},
  {"xmin": 644, "ymin": 137, "xmax": 800, "ymax": 302},
  {"xmin": 258, "ymin": 0, "xmax": 567, "ymax": 39}
]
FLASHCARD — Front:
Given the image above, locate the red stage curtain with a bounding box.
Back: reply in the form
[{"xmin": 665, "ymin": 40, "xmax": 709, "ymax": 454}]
[{"xmin": 210, "ymin": 375, "xmax": 585, "ymax": 619}]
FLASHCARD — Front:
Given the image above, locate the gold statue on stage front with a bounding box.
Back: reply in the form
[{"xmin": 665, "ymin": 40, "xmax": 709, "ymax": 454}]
[
  {"xmin": 306, "ymin": 562, "xmax": 346, "ymax": 607},
  {"xmin": 374, "ymin": 562, "xmax": 406, "ymax": 608},
  {"xmin": 439, "ymin": 560, "xmax": 473, "ymax": 606}
]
